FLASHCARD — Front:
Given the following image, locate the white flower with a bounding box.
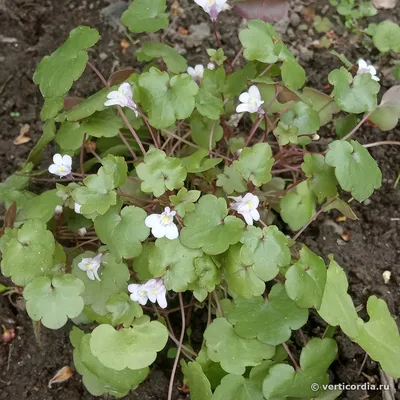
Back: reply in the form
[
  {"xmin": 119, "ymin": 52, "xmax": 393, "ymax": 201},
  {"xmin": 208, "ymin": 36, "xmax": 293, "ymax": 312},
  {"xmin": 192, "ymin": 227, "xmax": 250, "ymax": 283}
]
[
  {"xmin": 230, "ymin": 193, "xmax": 260, "ymax": 225},
  {"xmin": 78, "ymin": 254, "xmax": 102, "ymax": 281},
  {"xmin": 187, "ymin": 64, "xmax": 204, "ymax": 82},
  {"xmin": 54, "ymin": 205, "xmax": 63, "ymax": 215},
  {"xmin": 104, "ymin": 82, "xmax": 139, "ymax": 116},
  {"xmin": 357, "ymin": 59, "xmax": 380, "ymax": 82},
  {"xmin": 74, "ymin": 203, "xmax": 82, "ymax": 214},
  {"xmin": 194, "ymin": 0, "xmax": 229, "ymax": 20},
  {"xmin": 78, "ymin": 227, "xmax": 87, "ymax": 237},
  {"xmin": 48, "ymin": 154, "xmax": 72, "ymax": 178},
  {"xmin": 145, "ymin": 207, "xmax": 179, "ymax": 240},
  {"xmin": 128, "ymin": 279, "xmax": 167, "ymax": 309},
  {"xmin": 207, "ymin": 62, "xmax": 216, "ymax": 70},
  {"xmin": 236, "ymin": 85, "xmax": 264, "ymax": 114}
]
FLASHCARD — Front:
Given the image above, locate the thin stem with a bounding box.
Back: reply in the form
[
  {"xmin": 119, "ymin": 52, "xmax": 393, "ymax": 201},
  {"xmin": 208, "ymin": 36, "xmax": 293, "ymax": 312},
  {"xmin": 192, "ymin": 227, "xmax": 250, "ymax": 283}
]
[
  {"xmin": 259, "ymin": 63, "xmax": 274, "ymax": 77},
  {"xmin": 282, "ymin": 342, "xmax": 300, "ymax": 371},
  {"xmin": 117, "ymin": 105, "xmax": 146, "ymax": 156},
  {"xmin": 209, "ymin": 120, "xmax": 218, "ymax": 157},
  {"xmin": 87, "ymin": 61, "xmax": 108, "ymax": 87},
  {"xmin": 363, "ymin": 141, "xmax": 400, "ymax": 148},
  {"xmin": 136, "ymin": 107, "xmax": 159, "ymax": 148},
  {"xmin": 212, "ymin": 20, "xmax": 221, "ymax": 48},
  {"xmin": 118, "ymin": 132, "xmax": 138, "ymax": 161},
  {"xmin": 292, "ymin": 198, "xmax": 336, "ymax": 241},
  {"xmin": 341, "ymin": 112, "xmax": 372, "ymax": 141},
  {"xmin": 168, "ymin": 293, "xmax": 185, "ymax": 400},
  {"xmin": 245, "ymin": 115, "xmax": 264, "ymax": 146},
  {"xmin": 226, "ymin": 47, "xmax": 244, "ymax": 74},
  {"xmin": 212, "ymin": 291, "xmax": 223, "ymax": 317},
  {"xmin": 80, "ymin": 133, "xmax": 87, "ymax": 179}
]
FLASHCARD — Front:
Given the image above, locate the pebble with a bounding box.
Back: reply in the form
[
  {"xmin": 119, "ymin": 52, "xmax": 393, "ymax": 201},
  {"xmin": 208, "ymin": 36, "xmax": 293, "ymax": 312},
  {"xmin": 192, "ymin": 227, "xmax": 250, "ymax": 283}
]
[
  {"xmin": 99, "ymin": 52, "xmax": 108, "ymax": 61},
  {"xmin": 274, "ymin": 17, "xmax": 290, "ymax": 35},
  {"xmin": 298, "ymin": 45, "xmax": 314, "ymax": 62},
  {"xmin": 290, "ymin": 13, "xmax": 301, "ymax": 28}
]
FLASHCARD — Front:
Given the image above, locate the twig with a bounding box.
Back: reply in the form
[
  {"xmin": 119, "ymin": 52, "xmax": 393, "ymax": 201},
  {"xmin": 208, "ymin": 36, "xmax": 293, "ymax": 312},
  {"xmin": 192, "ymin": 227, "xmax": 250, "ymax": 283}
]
[
  {"xmin": 341, "ymin": 112, "xmax": 372, "ymax": 141},
  {"xmin": 282, "ymin": 342, "xmax": 300, "ymax": 371},
  {"xmin": 87, "ymin": 62, "xmax": 108, "ymax": 87},
  {"xmin": 357, "ymin": 353, "xmax": 369, "ymax": 378},
  {"xmin": 226, "ymin": 47, "xmax": 244, "ymax": 74},
  {"xmin": 245, "ymin": 115, "xmax": 264, "ymax": 146},
  {"xmin": 6, "ymin": 344, "xmax": 12, "ymax": 371},
  {"xmin": 168, "ymin": 293, "xmax": 185, "ymax": 400},
  {"xmin": 136, "ymin": 107, "xmax": 159, "ymax": 149},
  {"xmin": 118, "ymin": 131, "xmax": 138, "ymax": 161}
]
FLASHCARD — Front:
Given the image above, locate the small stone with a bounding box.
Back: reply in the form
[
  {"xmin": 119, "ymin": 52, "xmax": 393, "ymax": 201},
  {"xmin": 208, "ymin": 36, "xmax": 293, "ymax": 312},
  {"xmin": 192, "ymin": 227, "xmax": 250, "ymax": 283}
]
[
  {"xmin": 290, "ymin": 13, "xmax": 301, "ymax": 27},
  {"xmin": 298, "ymin": 45, "xmax": 314, "ymax": 62},
  {"xmin": 274, "ymin": 17, "xmax": 290, "ymax": 35},
  {"xmin": 382, "ymin": 270, "xmax": 391, "ymax": 284},
  {"xmin": 99, "ymin": 52, "xmax": 108, "ymax": 61}
]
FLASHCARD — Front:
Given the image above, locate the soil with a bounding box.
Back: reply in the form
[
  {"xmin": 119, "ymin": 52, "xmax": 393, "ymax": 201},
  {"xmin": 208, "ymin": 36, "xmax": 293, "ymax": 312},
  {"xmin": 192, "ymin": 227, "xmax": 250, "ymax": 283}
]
[{"xmin": 0, "ymin": 0, "xmax": 399, "ymax": 399}]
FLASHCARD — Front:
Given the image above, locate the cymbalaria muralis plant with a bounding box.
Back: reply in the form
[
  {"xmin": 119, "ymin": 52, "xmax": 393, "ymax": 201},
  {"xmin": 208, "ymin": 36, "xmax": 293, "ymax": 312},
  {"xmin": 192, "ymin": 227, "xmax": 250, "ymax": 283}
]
[{"xmin": 1, "ymin": 0, "xmax": 400, "ymax": 398}]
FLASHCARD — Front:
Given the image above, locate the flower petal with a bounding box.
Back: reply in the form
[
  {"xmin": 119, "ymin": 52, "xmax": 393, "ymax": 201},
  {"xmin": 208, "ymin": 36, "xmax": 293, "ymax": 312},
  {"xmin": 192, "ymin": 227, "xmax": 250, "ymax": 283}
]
[
  {"xmin": 187, "ymin": 67, "xmax": 195, "ymax": 77},
  {"xmin": 145, "ymin": 214, "xmax": 161, "ymax": 228},
  {"xmin": 250, "ymin": 208, "xmax": 260, "ymax": 222},
  {"xmin": 248, "ymin": 85, "xmax": 261, "ymax": 100},
  {"xmin": 104, "ymin": 98, "xmax": 121, "ymax": 107},
  {"xmin": 48, "ymin": 164, "xmax": 59, "ymax": 175},
  {"xmin": 236, "ymin": 103, "xmax": 254, "ymax": 114},
  {"xmin": 152, "ymin": 224, "xmax": 166, "ymax": 238},
  {"xmin": 62, "ymin": 155, "xmax": 72, "ymax": 168},
  {"xmin": 53, "ymin": 154, "xmax": 63, "ymax": 165},
  {"xmin": 358, "ymin": 59, "xmax": 368, "ymax": 69},
  {"xmin": 87, "ymin": 270, "xmax": 95, "ymax": 281},
  {"xmin": 157, "ymin": 291, "xmax": 168, "ymax": 309},
  {"xmin": 239, "ymin": 92, "xmax": 251, "ymax": 103},
  {"xmin": 165, "ymin": 223, "xmax": 179, "ymax": 240},
  {"xmin": 240, "ymin": 211, "xmax": 254, "ymax": 225},
  {"xmin": 194, "ymin": 64, "xmax": 204, "ymax": 74}
]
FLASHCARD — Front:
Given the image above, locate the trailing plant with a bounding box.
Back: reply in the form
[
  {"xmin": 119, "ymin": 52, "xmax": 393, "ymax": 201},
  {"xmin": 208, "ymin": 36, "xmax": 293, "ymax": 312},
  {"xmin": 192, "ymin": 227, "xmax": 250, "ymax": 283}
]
[{"xmin": 1, "ymin": 0, "xmax": 400, "ymax": 399}]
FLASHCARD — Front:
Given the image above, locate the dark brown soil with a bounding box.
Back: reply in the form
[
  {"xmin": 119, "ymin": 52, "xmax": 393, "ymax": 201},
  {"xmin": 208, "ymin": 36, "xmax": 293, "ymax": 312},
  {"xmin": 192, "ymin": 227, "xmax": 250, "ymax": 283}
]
[{"xmin": 0, "ymin": 0, "xmax": 399, "ymax": 399}]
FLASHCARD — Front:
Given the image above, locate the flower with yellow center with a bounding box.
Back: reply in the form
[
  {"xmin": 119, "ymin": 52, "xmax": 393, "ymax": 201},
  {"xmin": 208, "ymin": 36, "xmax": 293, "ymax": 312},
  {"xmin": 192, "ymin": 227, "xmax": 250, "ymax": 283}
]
[
  {"xmin": 48, "ymin": 154, "xmax": 72, "ymax": 178},
  {"xmin": 77, "ymin": 254, "xmax": 103, "ymax": 281},
  {"xmin": 230, "ymin": 193, "xmax": 260, "ymax": 225},
  {"xmin": 236, "ymin": 85, "xmax": 264, "ymax": 114},
  {"xmin": 128, "ymin": 279, "xmax": 167, "ymax": 308},
  {"xmin": 145, "ymin": 207, "xmax": 179, "ymax": 240}
]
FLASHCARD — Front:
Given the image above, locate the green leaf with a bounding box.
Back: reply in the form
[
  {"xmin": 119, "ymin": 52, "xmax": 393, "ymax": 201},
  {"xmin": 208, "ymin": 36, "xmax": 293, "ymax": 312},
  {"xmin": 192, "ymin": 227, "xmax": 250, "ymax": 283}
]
[
  {"xmin": 313, "ymin": 16, "xmax": 332, "ymax": 33},
  {"xmin": 188, "ymin": 255, "xmax": 222, "ymax": 302},
  {"xmin": 182, "ymin": 149, "xmax": 223, "ymax": 173},
  {"xmin": 273, "ymin": 122, "xmax": 299, "ymax": 146},
  {"xmin": 216, "ymin": 165, "xmax": 247, "ymax": 195},
  {"xmin": 369, "ymin": 86, "xmax": 400, "ymax": 131},
  {"xmin": 132, "ymin": 242, "xmax": 154, "ymax": 280},
  {"xmin": 240, "ymin": 225, "xmax": 291, "ymax": 282},
  {"xmin": 353, "ymin": 296, "xmax": 400, "ymax": 378},
  {"xmin": 224, "ymin": 63, "xmax": 257, "ymax": 97},
  {"xmin": 81, "ymin": 109, "xmax": 124, "ymax": 138},
  {"xmin": 325, "ymin": 140, "xmax": 382, "ymax": 202},
  {"xmin": 328, "ymin": 67, "xmax": 380, "ymax": 113},
  {"xmin": 121, "ymin": 0, "xmax": 168, "ymax": 33},
  {"xmin": 204, "ymin": 317, "xmax": 275, "ymax": 375},
  {"xmin": 262, "ymin": 338, "xmax": 338, "ymax": 399},
  {"xmin": 138, "ymin": 68, "xmax": 199, "ymax": 129},
  {"xmin": 180, "ymin": 195, "xmax": 245, "ymax": 255},
  {"xmin": 148, "ymin": 237, "xmax": 203, "ymax": 291},
  {"xmin": 1, "ymin": 220, "xmax": 55, "ymax": 286},
  {"xmin": 324, "ymin": 197, "xmax": 358, "ymax": 220},
  {"xmin": 135, "ymin": 42, "xmax": 187, "ymax": 74},
  {"xmin": 212, "ymin": 374, "xmax": 263, "ymax": 400},
  {"xmin": 207, "ymin": 48, "xmax": 227, "ymax": 66},
  {"xmin": 239, "ymin": 20, "xmax": 278, "ymax": 63},
  {"xmin": 72, "ymin": 156, "xmax": 127, "ymax": 217},
  {"xmin": 26, "ymin": 120, "xmax": 56, "ymax": 165},
  {"xmin": 359, "ymin": 2, "xmax": 377, "ymax": 17},
  {"xmin": 19, "ymin": 190, "xmax": 63, "ymax": 223},
  {"xmin": 90, "ymin": 321, "xmax": 168, "ymax": 370},
  {"xmin": 317, "ymin": 256, "xmax": 359, "ymax": 338},
  {"xmin": 302, "ymin": 154, "xmax": 338, "ymax": 203},
  {"xmin": 227, "ymin": 284, "xmax": 308, "ymax": 345},
  {"xmin": 197, "ymin": 348, "xmax": 228, "ymax": 390},
  {"xmin": 56, "ymin": 121, "xmax": 85, "ymax": 152},
  {"xmin": 57, "ymin": 86, "xmax": 118, "ymax": 122},
  {"xmin": 196, "ymin": 88, "xmax": 224, "ymax": 120},
  {"xmin": 72, "ymin": 252, "xmax": 130, "ymax": 316},
  {"xmin": 106, "ymin": 293, "xmax": 143, "ymax": 328},
  {"xmin": 234, "ymin": 143, "xmax": 274, "ymax": 187},
  {"xmin": 33, "ymin": 26, "xmax": 100, "ymax": 119},
  {"xmin": 281, "ymin": 58, "xmax": 306, "ymax": 90},
  {"xmin": 181, "ymin": 361, "xmax": 212, "ymax": 400},
  {"xmin": 190, "ymin": 111, "xmax": 224, "ymax": 149},
  {"xmin": 285, "ymin": 246, "xmax": 327, "ymax": 309},
  {"xmin": 94, "ymin": 204, "xmax": 149, "ymax": 262},
  {"xmin": 222, "ymin": 244, "xmax": 265, "ymax": 299},
  {"xmin": 372, "ymin": 21, "xmax": 400, "ymax": 53},
  {"xmin": 335, "ymin": 114, "xmax": 358, "ymax": 138},
  {"xmin": 136, "ymin": 148, "xmax": 187, "ymax": 197},
  {"xmin": 280, "ymin": 181, "xmax": 317, "ymax": 231},
  {"xmin": 280, "ymin": 101, "xmax": 320, "ymax": 135},
  {"xmin": 24, "ymin": 274, "xmax": 84, "ymax": 329},
  {"xmin": 169, "ymin": 187, "xmax": 201, "ymax": 217},
  {"xmin": 73, "ymin": 332, "xmax": 148, "ymax": 397}
]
